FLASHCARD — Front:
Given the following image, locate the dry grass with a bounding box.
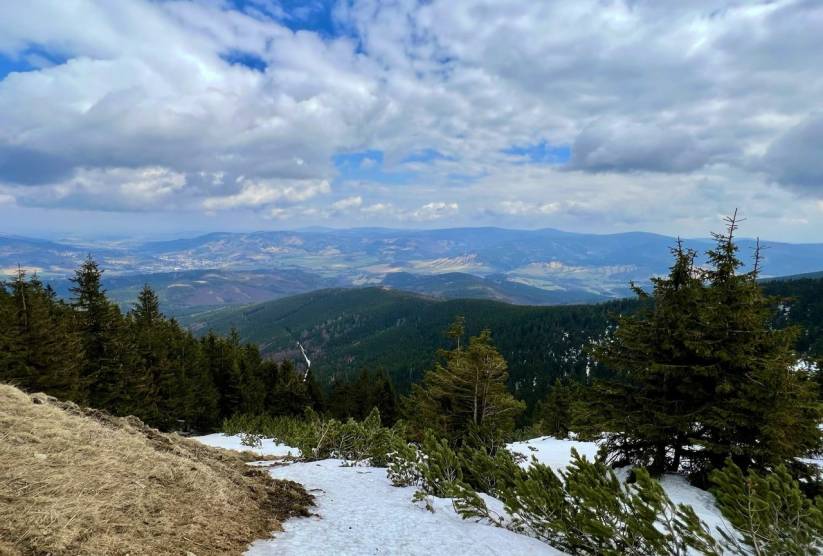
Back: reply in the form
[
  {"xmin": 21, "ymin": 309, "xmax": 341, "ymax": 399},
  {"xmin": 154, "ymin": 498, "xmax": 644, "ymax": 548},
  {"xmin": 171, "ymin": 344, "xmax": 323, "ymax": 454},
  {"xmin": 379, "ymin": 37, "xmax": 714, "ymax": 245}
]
[{"xmin": 0, "ymin": 384, "xmax": 313, "ymax": 555}]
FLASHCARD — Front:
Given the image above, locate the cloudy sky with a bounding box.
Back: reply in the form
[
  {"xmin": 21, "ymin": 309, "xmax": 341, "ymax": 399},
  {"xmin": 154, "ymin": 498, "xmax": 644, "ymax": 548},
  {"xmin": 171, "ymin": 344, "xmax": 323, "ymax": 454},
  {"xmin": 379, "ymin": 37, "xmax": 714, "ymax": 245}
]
[{"xmin": 1, "ymin": 0, "xmax": 822, "ymax": 240}]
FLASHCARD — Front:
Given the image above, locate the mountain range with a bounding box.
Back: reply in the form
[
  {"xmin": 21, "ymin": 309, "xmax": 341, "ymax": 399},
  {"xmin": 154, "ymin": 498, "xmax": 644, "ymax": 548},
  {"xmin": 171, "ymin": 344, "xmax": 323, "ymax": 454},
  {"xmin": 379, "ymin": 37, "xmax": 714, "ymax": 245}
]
[{"xmin": 3, "ymin": 227, "xmax": 823, "ymax": 311}]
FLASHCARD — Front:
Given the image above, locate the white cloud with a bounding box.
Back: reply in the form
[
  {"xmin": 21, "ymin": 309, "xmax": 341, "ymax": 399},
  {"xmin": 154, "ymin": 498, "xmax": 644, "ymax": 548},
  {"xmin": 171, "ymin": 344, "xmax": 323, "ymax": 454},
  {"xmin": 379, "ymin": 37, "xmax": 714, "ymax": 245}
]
[
  {"xmin": 498, "ymin": 200, "xmax": 561, "ymax": 216},
  {"xmin": 0, "ymin": 1, "xmax": 822, "ymax": 238},
  {"xmin": 410, "ymin": 202, "xmax": 459, "ymax": 221},
  {"xmin": 202, "ymin": 178, "xmax": 330, "ymax": 210},
  {"xmin": 361, "ymin": 202, "xmax": 394, "ymax": 214},
  {"xmin": 12, "ymin": 166, "xmax": 187, "ymax": 211},
  {"xmin": 331, "ymin": 195, "xmax": 363, "ymax": 210}
]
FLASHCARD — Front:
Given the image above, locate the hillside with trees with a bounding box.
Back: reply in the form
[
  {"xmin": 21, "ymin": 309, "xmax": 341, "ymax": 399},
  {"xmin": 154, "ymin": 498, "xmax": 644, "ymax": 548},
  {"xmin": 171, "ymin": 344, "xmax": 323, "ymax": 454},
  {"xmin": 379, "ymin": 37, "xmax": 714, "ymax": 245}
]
[
  {"xmin": 0, "ymin": 258, "xmax": 323, "ymax": 432},
  {"xmin": 184, "ymin": 272, "xmax": 823, "ymax": 416}
]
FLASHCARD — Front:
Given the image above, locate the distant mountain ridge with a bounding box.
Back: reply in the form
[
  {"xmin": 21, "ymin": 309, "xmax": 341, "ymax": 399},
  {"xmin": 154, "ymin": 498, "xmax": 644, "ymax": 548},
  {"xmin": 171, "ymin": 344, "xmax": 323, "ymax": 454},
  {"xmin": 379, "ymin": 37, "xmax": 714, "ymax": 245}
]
[{"xmin": 3, "ymin": 227, "xmax": 823, "ymax": 310}]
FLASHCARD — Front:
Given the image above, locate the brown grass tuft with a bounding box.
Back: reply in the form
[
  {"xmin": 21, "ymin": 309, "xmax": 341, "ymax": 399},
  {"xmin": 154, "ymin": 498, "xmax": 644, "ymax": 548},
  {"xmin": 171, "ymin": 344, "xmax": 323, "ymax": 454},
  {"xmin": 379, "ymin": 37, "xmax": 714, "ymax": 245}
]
[{"xmin": 0, "ymin": 384, "xmax": 313, "ymax": 555}]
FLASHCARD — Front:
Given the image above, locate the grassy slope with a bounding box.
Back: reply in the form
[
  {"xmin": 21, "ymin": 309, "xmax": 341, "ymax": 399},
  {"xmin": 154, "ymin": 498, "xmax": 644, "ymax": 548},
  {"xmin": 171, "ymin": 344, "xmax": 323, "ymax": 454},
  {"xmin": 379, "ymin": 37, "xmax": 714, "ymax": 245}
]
[{"xmin": 0, "ymin": 384, "xmax": 312, "ymax": 555}]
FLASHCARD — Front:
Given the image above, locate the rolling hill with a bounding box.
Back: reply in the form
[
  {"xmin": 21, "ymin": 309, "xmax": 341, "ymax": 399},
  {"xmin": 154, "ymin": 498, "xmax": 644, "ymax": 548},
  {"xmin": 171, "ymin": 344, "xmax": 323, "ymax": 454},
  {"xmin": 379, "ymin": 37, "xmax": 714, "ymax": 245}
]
[
  {"xmin": 182, "ymin": 286, "xmax": 635, "ymax": 408},
  {"xmin": 380, "ymin": 271, "xmax": 610, "ymax": 305},
  {"xmin": 47, "ymin": 268, "xmax": 336, "ymax": 314},
  {"xmin": 5, "ymin": 228, "xmax": 823, "ymax": 310},
  {"xmin": 186, "ymin": 276, "xmax": 823, "ymax": 409}
]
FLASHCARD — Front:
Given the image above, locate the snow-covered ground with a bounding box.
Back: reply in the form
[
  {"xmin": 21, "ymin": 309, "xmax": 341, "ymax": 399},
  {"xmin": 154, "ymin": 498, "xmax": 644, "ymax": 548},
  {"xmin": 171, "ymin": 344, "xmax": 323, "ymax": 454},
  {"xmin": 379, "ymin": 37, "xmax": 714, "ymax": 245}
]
[
  {"xmin": 192, "ymin": 433, "xmax": 739, "ymax": 555},
  {"xmin": 508, "ymin": 436, "xmax": 599, "ymax": 469},
  {"xmin": 252, "ymin": 459, "xmax": 558, "ymax": 555},
  {"xmin": 192, "ymin": 432, "xmax": 297, "ymax": 458},
  {"xmin": 509, "ymin": 436, "xmax": 732, "ymax": 537}
]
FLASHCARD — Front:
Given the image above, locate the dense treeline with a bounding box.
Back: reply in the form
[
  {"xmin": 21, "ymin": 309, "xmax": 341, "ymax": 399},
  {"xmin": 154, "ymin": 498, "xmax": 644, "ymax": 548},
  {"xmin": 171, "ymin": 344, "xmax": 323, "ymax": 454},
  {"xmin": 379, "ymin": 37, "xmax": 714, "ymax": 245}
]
[
  {"xmin": 764, "ymin": 276, "xmax": 823, "ymax": 369},
  {"xmin": 0, "ymin": 257, "xmax": 323, "ymax": 431},
  {"xmin": 192, "ymin": 286, "xmax": 635, "ymax": 412},
  {"xmin": 191, "ymin": 271, "xmax": 823, "ymax": 422},
  {"xmin": 326, "ymin": 368, "xmax": 399, "ymax": 424}
]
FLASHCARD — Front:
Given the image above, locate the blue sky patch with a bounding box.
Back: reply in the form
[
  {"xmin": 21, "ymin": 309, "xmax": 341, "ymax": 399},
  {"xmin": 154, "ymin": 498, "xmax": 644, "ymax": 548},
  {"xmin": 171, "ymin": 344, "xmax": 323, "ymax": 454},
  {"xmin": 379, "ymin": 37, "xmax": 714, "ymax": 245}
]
[
  {"xmin": 504, "ymin": 141, "xmax": 571, "ymax": 165},
  {"xmin": 221, "ymin": 50, "xmax": 268, "ymax": 72},
  {"xmin": 401, "ymin": 149, "xmax": 452, "ymax": 164},
  {"xmin": 334, "ymin": 150, "xmax": 417, "ymax": 185},
  {"xmin": 230, "ymin": 0, "xmax": 342, "ymax": 37},
  {"xmin": 0, "ymin": 47, "xmax": 69, "ymax": 80}
]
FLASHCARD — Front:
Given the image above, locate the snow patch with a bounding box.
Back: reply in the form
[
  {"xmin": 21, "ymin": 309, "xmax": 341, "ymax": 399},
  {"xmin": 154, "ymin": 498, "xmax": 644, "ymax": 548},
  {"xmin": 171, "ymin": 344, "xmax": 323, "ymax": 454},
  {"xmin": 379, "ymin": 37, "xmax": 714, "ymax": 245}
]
[
  {"xmin": 249, "ymin": 459, "xmax": 559, "ymax": 555},
  {"xmin": 507, "ymin": 436, "xmax": 599, "ymax": 469},
  {"xmin": 193, "ymin": 432, "xmax": 788, "ymax": 555},
  {"xmin": 192, "ymin": 433, "xmax": 298, "ymax": 458}
]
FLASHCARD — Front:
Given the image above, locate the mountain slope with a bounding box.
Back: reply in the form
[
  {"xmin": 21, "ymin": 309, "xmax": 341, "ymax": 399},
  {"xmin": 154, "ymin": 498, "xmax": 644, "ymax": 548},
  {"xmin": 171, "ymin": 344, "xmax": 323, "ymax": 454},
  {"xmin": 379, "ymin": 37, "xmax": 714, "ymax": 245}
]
[
  {"xmin": 188, "ymin": 276, "xmax": 823, "ymax": 408},
  {"xmin": 185, "ymin": 287, "xmax": 633, "ymax": 407},
  {"xmin": 48, "ymin": 268, "xmax": 335, "ymax": 314},
  {"xmin": 0, "ymin": 384, "xmax": 312, "ymax": 555},
  {"xmin": 381, "ymin": 272, "xmax": 610, "ymax": 305}
]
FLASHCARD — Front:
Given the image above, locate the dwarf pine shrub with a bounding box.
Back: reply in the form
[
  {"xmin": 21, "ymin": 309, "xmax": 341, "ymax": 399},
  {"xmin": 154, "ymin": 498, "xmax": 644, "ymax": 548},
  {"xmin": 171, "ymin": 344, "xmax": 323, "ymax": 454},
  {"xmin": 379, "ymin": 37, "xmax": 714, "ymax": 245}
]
[{"xmin": 710, "ymin": 460, "xmax": 823, "ymax": 555}]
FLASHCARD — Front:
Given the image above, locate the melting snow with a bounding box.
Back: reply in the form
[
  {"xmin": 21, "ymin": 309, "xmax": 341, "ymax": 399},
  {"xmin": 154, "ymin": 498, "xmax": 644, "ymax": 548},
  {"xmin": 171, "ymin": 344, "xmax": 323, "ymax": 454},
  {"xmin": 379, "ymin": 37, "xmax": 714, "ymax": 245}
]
[
  {"xmin": 191, "ymin": 434, "xmax": 753, "ymax": 555},
  {"xmin": 193, "ymin": 433, "xmax": 297, "ymax": 458}
]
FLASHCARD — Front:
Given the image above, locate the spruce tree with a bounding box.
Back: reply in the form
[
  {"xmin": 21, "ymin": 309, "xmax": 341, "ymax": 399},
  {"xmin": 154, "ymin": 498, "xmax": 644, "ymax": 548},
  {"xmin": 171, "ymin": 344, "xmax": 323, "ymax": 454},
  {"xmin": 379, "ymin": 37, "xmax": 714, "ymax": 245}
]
[
  {"xmin": 587, "ymin": 214, "xmax": 823, "ymax": 480},
  {"xmin": 3, "ymin": 269, "xmax": 82, "ymax": 399},
  {"xmin": 70, "ymin": 255, "xmax": 130, "ymax": 410},
  {"xmin": 0, "ymin": 276, "xmax": 27, "ymax": 386},
  {"xmin": 696, "ymin": 214, "xmax": 822, "ymax": 475},
  {"xmin": 536, "ymin": 377, "xmax": 579, "ymax": 438},
  {"xmin": 132, "ymin": 284, "xmax": 161, "ymax": 326},
  {"xmin": 586, "ymin": 241, "xmax": 709, "ymax": 474},
  {"xmin": 405, "ymin": 323, "xmax": 525, "ymax": 447}
]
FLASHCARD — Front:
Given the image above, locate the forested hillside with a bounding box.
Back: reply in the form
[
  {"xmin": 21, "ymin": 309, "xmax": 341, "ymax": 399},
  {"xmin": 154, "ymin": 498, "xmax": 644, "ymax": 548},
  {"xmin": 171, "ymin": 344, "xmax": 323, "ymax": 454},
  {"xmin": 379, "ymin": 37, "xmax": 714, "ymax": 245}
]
[
  {"xmin": 763, "ymin": 277, "xmax": 823, "ymax": 360},
  {"xmin": 185, "ymin": 286, "xmax": 637, "ymax": 409},
  {"xmin": 0, "ymin": 259, "xmax": 322, "ymax": 432},
  {"xmin": 189, "ymin": 275, "xmax": 823, "ymax": 411}
]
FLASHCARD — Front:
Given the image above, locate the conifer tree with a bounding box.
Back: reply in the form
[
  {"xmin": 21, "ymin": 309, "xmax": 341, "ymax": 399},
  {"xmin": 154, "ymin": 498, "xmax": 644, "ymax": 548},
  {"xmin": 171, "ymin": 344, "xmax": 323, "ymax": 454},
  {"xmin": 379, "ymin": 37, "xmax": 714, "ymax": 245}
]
[
  {"xmin": 695, "ymin": 214, "xmax": 822, "ymax": 475},
  {"xmin": 132, "ymin": 284, "xmax": 161, "ymax": 326},
  {"xmin": 0, "ymin": 275, "xmax": 27, "ymax": 386},
  {"xmin": 535, "ymin": 377, "xmax": 579, "ymax": 438},
  {"xmin": 4, "ymin": 269, "xmax": 83, "ymax": 399},
  {"xmin": 327, "ymin": 369, "xmax": 399, "ymax": 423},
  {"xmin": 70, "ymin": 255, "xmax": 130, "ymax": 410},
  {"xmin": 586, "ymin": 240, "xmax": 708, "ymax": 474},
  {"xmin": 406, "ymin": 323, "xmax": 525, "ymax": 447},
  {"xmin": 587, "ymin": 213, "xmax": 822, "ymax": 479}
]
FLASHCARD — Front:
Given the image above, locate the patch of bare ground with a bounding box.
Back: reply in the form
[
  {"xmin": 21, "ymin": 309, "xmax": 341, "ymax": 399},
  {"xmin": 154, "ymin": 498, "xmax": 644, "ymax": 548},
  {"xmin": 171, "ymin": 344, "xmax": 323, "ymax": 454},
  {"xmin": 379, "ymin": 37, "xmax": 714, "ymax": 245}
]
[{"xmin": 0, "ymin": 384, "xmax": 313, "ymax": 555}]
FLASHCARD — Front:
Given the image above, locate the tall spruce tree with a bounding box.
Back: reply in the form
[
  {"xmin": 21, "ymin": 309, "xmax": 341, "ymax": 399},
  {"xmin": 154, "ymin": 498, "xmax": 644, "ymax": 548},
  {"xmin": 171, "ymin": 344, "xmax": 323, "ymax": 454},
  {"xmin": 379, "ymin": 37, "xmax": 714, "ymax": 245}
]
[
  {"xmin": 586, "ymin": 240, "xmax": 709, "ymax": 474},
  {"xmin": 405, "ymin": 323, "xmax": 525, "ymax": 447},
  {"xmin": 695, "ymin": 214, "xmax": 822, "ymax": 476},
  {"xmin": 2, "ymin": 269, "xmax": 83, "ymax": 399},
  {"xmin": 70, "ymin": 255, "xmax": 131, "ymax": 410},
  {"xmin": 535, "ymin": 377, "xmax": 580, "ymax": 438}
]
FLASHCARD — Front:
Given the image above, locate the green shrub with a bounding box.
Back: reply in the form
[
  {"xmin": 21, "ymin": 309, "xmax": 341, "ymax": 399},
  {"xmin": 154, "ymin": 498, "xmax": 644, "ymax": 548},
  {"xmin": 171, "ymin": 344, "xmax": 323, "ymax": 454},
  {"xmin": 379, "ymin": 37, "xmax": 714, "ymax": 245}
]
[
  {"xmin": 418, "ymin": 431, "xmax": 465, "ymax": 497},
  {"xmin": 239, "ymin": 431, "xmax": 263, "ymax": 449},
  {"xmin": 387, "ymin": 441, "xmax": 424, "ymax": 487},
  {"xmin": 222, "ymin": 408, "xmax": 406, "ymax": 466},
  {"xmin": 390, "ymin": 440, "xmax": 721, "ymax": 555},
  {"xmin": 460, "ymin": 444, "xmax": 521, "ymax": 497},
  {"xmin": 459, "ymin": 450, "xmax": 721, "ymax": 555},
  {"xmin": 710, "ymin": 460, "xmax": 823, "ymax": 555}
]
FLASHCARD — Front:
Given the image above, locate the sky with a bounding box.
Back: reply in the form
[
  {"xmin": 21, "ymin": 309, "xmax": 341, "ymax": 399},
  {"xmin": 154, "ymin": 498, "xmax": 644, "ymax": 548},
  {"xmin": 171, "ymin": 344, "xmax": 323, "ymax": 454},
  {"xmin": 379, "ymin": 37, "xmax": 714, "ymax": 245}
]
[{"xmin": 1, "ymin": 0, "xmax": 823, "ymax": 241}]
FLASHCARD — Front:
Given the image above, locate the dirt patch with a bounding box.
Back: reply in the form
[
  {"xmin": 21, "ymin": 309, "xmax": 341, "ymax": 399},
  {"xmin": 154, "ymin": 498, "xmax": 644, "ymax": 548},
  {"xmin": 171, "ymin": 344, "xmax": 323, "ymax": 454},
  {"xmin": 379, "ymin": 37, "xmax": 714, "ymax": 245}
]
[{"xmin": 0, "ymin": 385, "xmax": 313, "ymax": 555}]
